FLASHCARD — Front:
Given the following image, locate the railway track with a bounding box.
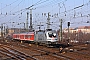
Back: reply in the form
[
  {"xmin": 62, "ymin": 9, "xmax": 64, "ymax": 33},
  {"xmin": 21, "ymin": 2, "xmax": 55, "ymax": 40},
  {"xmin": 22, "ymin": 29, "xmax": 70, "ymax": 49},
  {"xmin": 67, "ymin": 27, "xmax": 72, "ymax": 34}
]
[
  {"xmin": 0, "ymin": 41, "xmax": 75, "ymax": 60},
  {"xmin": 28, "ymin": 43, "xmax": 90, "ymax": 60},
  {"xmin": 60, "ymin": 44, "xmax": 90, "ymax": 60},
  {"xmin": 8, "ymin": 42, "xmax": 75, "ymax": 60},
  {"xmin": 0, "ymin": 39, "xmax": 90, "ymax": 60},
  {"xmin": 0, "ymin": 44, "xmax": 38, "ymax": 60}
]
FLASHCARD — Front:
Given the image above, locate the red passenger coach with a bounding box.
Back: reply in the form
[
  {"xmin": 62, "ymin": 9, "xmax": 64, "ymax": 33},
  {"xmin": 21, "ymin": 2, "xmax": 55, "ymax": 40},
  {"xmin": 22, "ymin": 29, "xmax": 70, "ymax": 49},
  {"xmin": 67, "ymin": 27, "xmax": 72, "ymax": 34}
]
[
  {"xmin": 13, "ymin": 32, "xmax": 35, "ymax": 41},
  {"xmin": 13, "ymin": 34, "xmax": 20, "ymax": 40},
  {"xmin": 24, "ymin": 32, "xmax": 34, "ymax": 41}
]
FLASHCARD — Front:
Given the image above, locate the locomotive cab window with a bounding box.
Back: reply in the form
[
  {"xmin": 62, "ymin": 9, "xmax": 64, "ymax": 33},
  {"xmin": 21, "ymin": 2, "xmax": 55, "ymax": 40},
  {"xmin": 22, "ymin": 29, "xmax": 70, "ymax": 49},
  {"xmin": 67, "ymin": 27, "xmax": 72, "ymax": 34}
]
[
  {"xmin": 53, "ymin": 33, "xmax": 56, "ymax": 37},
  {"xmin": 48, "ymin": 33, "xmax": 56, "ymax": 37}
]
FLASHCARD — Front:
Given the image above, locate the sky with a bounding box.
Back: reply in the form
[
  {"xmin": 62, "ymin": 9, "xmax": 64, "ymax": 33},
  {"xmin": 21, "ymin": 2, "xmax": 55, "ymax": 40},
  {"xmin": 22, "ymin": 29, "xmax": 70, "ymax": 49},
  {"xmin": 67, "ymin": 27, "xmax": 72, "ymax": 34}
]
[{"xmin": 0, "ymin": 0, "xmax": 90, "ymax": 30}]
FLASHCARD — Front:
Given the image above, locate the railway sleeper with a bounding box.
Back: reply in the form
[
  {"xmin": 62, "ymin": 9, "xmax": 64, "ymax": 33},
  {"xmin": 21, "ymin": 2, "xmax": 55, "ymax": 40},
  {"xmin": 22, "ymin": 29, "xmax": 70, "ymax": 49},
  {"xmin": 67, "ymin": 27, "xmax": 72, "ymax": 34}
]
[{"xmin": 1, "ymin": 45, "xmax": 37, "ymax": 60}]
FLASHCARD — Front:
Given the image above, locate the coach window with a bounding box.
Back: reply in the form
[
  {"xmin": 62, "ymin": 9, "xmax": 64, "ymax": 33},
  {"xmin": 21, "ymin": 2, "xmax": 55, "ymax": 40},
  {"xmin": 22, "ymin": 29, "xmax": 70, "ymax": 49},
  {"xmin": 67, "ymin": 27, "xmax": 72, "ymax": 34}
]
[
  {"xmin": 17, "ymin": 35, "xmax": 19, "ymax": 38},
  {"xmin": 16, "ymin": 35, "xmax": 17, "ymax": 38},
  {"xmin": 28, "ymin": 35, "xmax": 31, "ymax": 38},
  {"xmin": 25, "ymin": 35, "xmax": 28, "ymax": 39}
]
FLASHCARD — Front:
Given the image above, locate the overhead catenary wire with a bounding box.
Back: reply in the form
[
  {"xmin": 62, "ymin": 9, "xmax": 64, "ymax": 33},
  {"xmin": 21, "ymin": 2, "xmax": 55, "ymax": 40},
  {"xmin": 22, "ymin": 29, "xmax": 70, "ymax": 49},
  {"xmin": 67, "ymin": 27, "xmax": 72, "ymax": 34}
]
[
  {"xmin": 0, "ymin": 0, "xmax": 26, "ymax": 23},
  {"xmin": 0, "ymin": 0, "xmax": 25, "ymax": 16},
  {"xmin": 60, "ymin": 1, "xmax": 90, "ymax": 15},
  {"xmin": 0, "ymin": 0, "xmax": 90, "ymax": 29},
  {"xmin": 9, "ymin": 0, "xmax": 24, "ymax": 13},
  {"xmin": 34, "ymin": 0, "xmax": 67, "ymax": 9},
  {"xmin": 26, "ymin": 0, "xmax": 50, "ymax": 9},
  {"xmin": 5, "ymin": 0, "xmax": 51, "ymax": 25},
  {"xmin": 0, "ymin": 0, "xmax": 19, "ymax": 10},
  {"xmin": 10, "ymin": 0, "xmax": 50, "ymax": 15}
]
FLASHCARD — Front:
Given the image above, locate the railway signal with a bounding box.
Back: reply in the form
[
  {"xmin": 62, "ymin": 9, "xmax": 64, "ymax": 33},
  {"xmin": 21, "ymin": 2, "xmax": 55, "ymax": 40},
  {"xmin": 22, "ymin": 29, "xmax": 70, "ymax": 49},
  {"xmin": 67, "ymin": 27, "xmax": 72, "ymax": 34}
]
[
  {"xmin": 0, "ymin": 24, "xmax": 3, "ymax": 38},
  {"xmin": 67, "ymin": 22, "xmax": 70, "ymax": 45},
  {"xmin": 68, "ymin": 22, "xmax": 70, "ymax": 26}
]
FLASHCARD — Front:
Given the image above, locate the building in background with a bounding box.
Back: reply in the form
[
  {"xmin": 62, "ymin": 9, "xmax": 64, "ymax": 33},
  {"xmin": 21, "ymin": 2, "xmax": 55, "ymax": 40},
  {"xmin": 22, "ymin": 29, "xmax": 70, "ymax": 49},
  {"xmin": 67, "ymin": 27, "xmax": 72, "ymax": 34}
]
[{"xmin": 63, "ymin": 26, "xmax": 90, "ymax": 33}]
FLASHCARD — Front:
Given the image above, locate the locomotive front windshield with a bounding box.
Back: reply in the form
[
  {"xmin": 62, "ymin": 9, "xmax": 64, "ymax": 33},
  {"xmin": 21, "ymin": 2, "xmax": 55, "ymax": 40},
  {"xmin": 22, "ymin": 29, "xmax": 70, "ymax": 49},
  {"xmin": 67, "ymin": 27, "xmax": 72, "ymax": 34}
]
[{"xmin": 48, "ymin": 32, "xmax": 56, "ymax": 37}]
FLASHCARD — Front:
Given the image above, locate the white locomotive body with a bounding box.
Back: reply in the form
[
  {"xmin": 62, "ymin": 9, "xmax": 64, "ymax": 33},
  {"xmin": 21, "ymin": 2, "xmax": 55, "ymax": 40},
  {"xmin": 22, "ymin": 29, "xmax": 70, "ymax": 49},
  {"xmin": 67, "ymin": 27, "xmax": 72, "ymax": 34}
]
[{"xmin": 34, "ymin": 29, "xmax": 58, "ymax": 44}]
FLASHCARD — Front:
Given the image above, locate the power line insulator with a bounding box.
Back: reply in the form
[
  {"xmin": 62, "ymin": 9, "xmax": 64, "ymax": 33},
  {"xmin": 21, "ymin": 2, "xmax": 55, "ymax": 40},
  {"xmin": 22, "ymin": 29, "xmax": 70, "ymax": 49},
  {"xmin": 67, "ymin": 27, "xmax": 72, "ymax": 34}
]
[{"xmin": 6, "ymin": 12, "xmax": 7, "ymax": 15}]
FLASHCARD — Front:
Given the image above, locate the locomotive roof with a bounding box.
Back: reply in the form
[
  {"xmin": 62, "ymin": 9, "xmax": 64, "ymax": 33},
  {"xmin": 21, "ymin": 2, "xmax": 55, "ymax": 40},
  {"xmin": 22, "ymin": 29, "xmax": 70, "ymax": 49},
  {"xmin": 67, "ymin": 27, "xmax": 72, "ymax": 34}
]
[{"xmin": 45, "ymin": 30, "xmax": 56, "ymax": 32}]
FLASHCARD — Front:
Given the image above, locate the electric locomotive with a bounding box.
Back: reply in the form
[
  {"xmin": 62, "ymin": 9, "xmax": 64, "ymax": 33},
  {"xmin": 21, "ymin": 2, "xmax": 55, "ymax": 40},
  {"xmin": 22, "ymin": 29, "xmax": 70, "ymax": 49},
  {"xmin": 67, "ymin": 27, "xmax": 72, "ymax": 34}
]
[{"xmin": 34, "ymin": 29, "xmax": 58, "ymax": 44}]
